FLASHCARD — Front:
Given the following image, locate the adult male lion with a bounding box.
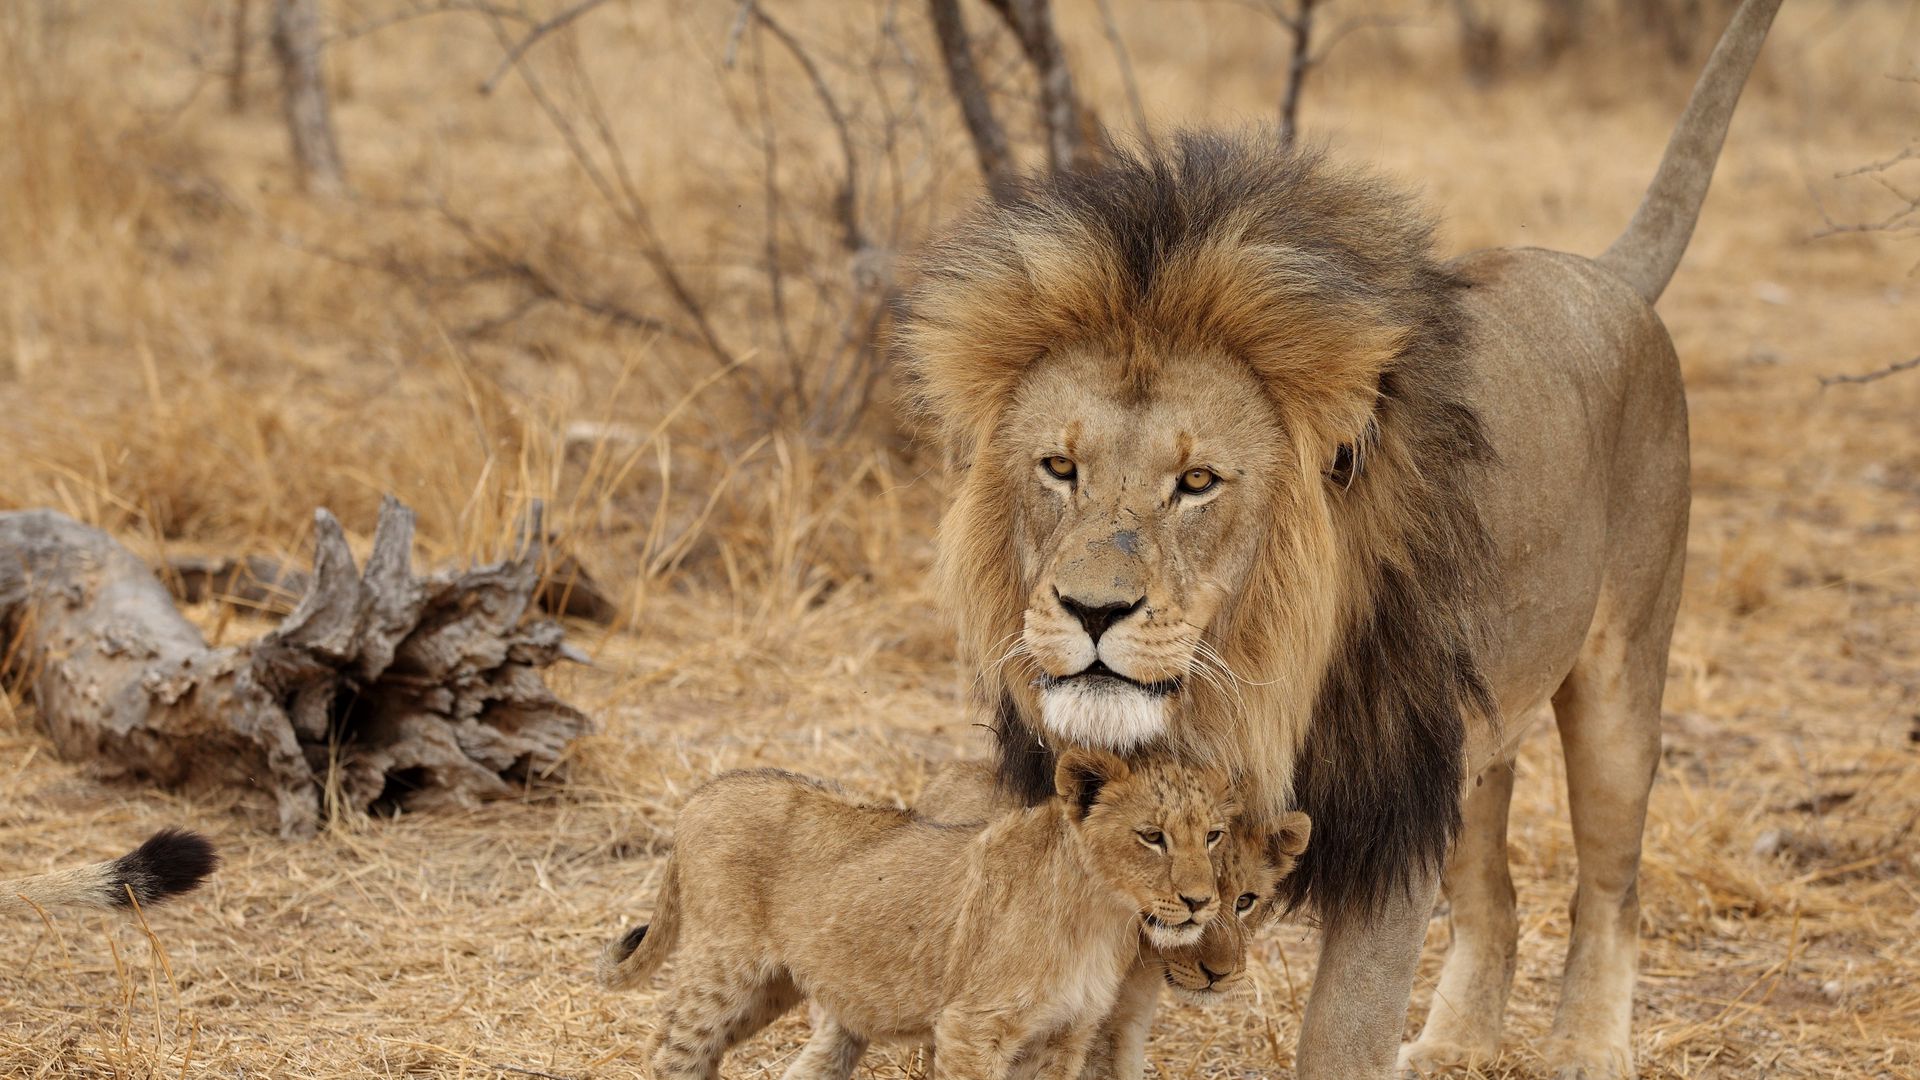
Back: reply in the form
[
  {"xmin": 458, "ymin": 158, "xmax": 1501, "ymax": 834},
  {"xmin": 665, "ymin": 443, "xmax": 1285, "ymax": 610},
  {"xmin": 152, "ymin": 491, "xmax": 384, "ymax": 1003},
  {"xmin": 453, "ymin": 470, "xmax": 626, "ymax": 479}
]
[{"xmin": 897, "ymin": 0, "xmax": 1780, "ymax": 1076}]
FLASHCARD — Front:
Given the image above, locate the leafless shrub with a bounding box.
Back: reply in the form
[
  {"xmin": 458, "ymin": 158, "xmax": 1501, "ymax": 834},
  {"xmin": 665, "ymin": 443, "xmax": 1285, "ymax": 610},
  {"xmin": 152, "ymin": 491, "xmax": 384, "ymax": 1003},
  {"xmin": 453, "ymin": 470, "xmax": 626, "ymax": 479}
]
[{"xmin": 1813, "ymin": 68, "xmax": 1916, "ymax": 386}]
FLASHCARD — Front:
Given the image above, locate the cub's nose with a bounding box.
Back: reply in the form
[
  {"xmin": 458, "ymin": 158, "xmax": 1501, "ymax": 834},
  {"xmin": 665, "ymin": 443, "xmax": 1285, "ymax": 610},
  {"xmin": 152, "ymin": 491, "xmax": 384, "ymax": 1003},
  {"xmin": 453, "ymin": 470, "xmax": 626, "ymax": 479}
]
[
  {"xmin": 1055, "ymin": 591, "xmax": 1144, "ymax": 644},
  {"xmin": 1180, "ymin": 894, "xmax": 1213, "ymax": 914}
]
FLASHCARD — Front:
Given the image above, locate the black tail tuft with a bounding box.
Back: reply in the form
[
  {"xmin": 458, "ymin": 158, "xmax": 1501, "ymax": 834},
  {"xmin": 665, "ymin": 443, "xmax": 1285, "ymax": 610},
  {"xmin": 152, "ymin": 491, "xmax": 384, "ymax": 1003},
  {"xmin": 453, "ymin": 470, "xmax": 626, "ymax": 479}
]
[
  {"xmin": 611, "ymin": 924, "xmax": 649, "ymax": 963},
  {"xmin": 108, "ymin": 829, "xmax": 219, "ymax": 908}
]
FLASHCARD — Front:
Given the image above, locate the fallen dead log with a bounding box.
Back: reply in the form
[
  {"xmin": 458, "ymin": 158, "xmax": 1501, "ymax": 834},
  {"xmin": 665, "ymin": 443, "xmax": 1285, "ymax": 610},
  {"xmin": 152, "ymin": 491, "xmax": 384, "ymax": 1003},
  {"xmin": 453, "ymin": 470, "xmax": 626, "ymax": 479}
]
[
  {"xmin": 0, "ymin": 499, "xmax": 591, "ymax": 836},
  {"xmin": 159, "ymin": 543, "xmax": 619, "ymax": 625}
]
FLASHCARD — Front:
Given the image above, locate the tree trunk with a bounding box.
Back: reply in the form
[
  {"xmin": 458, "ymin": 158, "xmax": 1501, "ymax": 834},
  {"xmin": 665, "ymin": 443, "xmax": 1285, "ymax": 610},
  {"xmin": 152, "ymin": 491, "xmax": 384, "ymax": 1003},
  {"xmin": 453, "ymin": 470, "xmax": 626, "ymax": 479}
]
[{"xmin": 270, "ymin": 0, "xmax": 346, "ymax": 194}]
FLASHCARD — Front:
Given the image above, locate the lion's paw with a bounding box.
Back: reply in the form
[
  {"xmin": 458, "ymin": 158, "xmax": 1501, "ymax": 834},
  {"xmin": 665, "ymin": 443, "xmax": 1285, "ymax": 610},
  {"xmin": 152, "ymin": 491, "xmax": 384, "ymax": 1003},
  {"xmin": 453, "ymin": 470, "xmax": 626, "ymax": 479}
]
[
  {"xmin": 1396, "ymin": 1038, "xmax": 1497, "ymax": 1077},
  {"xmin": 1541, "ymin": 1037, "xmax": 1635, "ymax": 1080}
]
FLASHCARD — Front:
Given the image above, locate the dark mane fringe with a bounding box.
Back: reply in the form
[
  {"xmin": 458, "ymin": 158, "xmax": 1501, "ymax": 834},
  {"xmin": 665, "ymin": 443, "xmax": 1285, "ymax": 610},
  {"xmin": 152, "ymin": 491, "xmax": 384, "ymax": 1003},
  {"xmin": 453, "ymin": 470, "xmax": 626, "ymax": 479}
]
[
  {"xmin": 992, "ymin": 690, "xmax": 1057, "ymax": 805},
  {"xmin": 906, "ymin": 131, "xmax": 1498, "ymax": 920},
  {"xmin": 1286, "ymin": 382, "xmax": 1498, "ymax": 917}
]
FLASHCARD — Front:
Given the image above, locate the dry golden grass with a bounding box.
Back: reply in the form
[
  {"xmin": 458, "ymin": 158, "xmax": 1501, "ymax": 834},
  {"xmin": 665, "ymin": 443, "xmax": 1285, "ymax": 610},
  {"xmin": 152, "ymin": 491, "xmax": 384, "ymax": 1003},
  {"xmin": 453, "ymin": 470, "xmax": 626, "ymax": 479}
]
[{"xmin": 3, "ymin": 0, "xmax": 1917, "ymax": 1076}]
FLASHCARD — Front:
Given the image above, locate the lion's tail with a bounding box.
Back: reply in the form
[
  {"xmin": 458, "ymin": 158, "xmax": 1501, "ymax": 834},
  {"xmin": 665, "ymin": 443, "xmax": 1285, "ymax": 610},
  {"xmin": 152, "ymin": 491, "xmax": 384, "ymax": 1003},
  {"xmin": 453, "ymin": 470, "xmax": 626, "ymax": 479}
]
[
  {"xmin": 598, "ymin": 855, "xmax": 683, "ymax": 990},
  {"xmin": 1597, "ymin": 0, "xmax": 1782, "ymax": 303},
  {"xmin": 1, "ymin": 829, "xmax": 218, "ymax": 916}
]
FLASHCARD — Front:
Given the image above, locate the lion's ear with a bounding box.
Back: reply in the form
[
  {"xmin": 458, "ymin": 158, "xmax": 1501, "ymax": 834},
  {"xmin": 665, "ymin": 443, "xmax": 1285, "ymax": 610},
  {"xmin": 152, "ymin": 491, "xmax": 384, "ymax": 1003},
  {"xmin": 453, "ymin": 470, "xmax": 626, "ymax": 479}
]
[
  {"xmin": 1267, "ymin": 811, "xmax": 1312, "ymax": 866},
  {"xmin": 1053, "ymin": 747, "xmax": 1131, "ymax": 819}
]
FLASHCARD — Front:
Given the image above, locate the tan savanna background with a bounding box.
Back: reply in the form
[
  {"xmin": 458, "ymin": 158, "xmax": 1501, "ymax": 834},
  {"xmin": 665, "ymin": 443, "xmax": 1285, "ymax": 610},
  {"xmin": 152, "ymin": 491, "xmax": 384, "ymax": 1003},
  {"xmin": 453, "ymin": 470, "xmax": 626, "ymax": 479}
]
[{"xmin": 2, "ymin": 0, "xmax": 1916, "ymax": 1075}]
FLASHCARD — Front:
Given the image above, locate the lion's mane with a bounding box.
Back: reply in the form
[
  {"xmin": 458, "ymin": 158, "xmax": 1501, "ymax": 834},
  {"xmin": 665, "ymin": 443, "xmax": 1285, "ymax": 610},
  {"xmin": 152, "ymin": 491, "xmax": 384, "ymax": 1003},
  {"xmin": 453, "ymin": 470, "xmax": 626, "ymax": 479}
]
[{"xmin": 901, "ymin": 132, "xmax": 1497, "ymax": 916}]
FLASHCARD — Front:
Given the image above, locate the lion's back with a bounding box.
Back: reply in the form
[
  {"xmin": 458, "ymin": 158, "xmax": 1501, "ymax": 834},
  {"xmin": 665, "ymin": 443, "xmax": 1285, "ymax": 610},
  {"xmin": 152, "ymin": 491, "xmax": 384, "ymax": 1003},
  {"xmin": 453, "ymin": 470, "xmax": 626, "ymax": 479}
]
[{"xmin": 1447, "ymin": 246, "xmax": 1691, "ymax": 721}]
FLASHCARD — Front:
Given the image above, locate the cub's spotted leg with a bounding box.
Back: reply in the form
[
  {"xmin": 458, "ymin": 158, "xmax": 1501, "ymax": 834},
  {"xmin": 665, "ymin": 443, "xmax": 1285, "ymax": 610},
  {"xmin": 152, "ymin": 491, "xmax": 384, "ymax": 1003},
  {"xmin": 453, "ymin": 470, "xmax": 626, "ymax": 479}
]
[
  {"xmin": 780, "ymin": 1007, "xmax": 868, "ymax": 1080},
  {"xmin": 1543, "ymin": 582, "xmax": 1677, "ymax": 1080},
  {"xmin": 650, "ymin": 960, "xmax": 796, "ymax": 1080},
  {"xmin": 1400, "ymin": 754, "xmax": 1520, "ymax": 1075}
]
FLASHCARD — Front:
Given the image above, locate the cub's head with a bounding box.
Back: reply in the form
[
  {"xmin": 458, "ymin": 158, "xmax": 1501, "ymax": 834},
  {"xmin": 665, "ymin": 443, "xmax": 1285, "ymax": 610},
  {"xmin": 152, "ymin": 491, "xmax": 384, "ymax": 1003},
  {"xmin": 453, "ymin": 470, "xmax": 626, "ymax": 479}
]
[
  {"xmin": 1054, "ymin": 748, "xmax": 1234, "ymax": 948},
  {"xmin": 1158, "ymin": 810, "xmax": 1311, "ymax": 1003}
]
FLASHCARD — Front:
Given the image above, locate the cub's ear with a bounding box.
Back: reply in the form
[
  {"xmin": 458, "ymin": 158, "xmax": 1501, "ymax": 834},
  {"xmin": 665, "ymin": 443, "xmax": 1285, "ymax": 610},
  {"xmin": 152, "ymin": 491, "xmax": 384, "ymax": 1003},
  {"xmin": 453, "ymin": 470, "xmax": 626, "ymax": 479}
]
[
  {"xmin": 1053, "ymin": 747, "xmax": 1131, "ymax": 819},
  {"xmin": 1267, "ymin": 811, "xmax": 1312, "ymax": 867}
]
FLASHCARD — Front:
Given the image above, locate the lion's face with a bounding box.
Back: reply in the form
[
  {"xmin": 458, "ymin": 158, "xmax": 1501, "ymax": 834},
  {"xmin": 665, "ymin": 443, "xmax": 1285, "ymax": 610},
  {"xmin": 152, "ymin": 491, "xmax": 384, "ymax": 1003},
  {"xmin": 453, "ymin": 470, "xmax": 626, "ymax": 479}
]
[
  {"xmin": 1158, "ymin": 811, "xmax": 1310, "ymax": 1002},
  {"xmin": 1056, "ymin": 749, "xmax": 1235, "ymax": 949},
  {"xmin": 1006, "ymin": 346, "xmax": 1294, "ymax": 750}
]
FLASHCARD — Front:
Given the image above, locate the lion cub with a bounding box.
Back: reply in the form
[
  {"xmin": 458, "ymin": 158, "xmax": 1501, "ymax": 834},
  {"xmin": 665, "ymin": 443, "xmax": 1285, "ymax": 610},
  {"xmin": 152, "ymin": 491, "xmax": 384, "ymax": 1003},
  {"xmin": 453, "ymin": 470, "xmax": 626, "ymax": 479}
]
[
  {"xmin": 598, "ymin": 750, "xmax": 1233, "ymax": 1080},
  {"xmin": 785, "ymin": 761, "xmax": 1310, "ymax": 1080}
]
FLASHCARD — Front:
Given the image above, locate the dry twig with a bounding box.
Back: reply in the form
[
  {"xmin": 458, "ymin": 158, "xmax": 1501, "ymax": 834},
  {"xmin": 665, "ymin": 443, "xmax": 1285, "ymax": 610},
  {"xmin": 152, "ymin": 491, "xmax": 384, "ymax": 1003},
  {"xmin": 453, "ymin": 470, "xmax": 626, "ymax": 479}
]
[
  {"xmin": 1094, "ymin": 0, "xmax": 1153, "ymax": 148},
  {"xmin": 478, "ymin": 0, "xmax": 612, "ymax": 95},
  {"xmin": 1818, "ymin": 356, "xmax": 1920, "ymax": 387}
]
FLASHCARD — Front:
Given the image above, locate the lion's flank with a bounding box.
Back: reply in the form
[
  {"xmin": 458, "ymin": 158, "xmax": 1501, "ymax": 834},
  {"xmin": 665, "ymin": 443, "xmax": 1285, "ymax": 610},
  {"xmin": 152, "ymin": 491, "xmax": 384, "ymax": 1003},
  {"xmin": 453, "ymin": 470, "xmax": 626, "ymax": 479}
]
[{"xmin": 904, "ymin": 132, "xmax": 1498, "ymax": 920}]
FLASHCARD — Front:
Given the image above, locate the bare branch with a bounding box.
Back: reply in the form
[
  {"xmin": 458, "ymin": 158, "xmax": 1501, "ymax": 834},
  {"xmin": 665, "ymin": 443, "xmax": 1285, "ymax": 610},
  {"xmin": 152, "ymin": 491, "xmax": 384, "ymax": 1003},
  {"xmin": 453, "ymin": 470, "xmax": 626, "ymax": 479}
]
[
  {"xmin": 1278, "ymin": 0, "xmax": 1320, "ymax": 149},
  {"xmin": 327, "ymin": 1, "xmax": 535, "ymax": 44},
  {"xmin": 1819, "ymin": 356, "xmax": 1920, "ymax": 388},
  {"xmin": 478, "ymin": 0, "xmax": 612, "ymax": 96},
  {"xmin": 723, "ymin": 0, "xmax": 756, "ymax": 68},
  {"xmin": 752, "ymin": 8, "xmax": 867, "ymax": 253},
  {"xmin": 1838, "ymin": 145, "xmax": 1918, "ymax": 179},
  {"xmin": 229, "ymin": 0, "xmax": 251, "ymax": 112},
  {"xmin": 475, "ymin": 11, "xmax": 741, "ymax": 373},
  {"xmin": 748, "ymin": 28, "xmax": 804, "ymax": 406},
  {"xmin": 999, "ymin": 0, "xmax": 1090, "ymax": 172},
  {"xmin": 928, "ymin": 0, "xmax": 1017, "ymax": 203},
  {"xmin": 1094, "ymin": 0, "xmax": 1153, "ymax": 149}
]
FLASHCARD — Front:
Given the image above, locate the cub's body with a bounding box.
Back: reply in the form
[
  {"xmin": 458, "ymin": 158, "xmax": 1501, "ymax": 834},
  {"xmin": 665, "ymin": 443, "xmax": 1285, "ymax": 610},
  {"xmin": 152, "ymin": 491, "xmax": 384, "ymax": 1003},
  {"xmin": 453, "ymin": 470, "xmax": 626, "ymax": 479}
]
[
  {"xmin": 786, "ymin": 760, "xmax": 1310, "ymax": 1080},
  {"xmin": 601, "ymin": 754, "xmax": 1232, "ymax": 1080}
]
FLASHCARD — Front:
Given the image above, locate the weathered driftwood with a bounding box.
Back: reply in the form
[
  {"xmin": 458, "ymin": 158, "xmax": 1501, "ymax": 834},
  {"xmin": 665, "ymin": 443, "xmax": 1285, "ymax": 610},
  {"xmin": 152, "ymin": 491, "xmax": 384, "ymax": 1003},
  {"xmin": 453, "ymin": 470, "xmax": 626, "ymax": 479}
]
[
  {"xmin": 165, "ymin": 553, "xmax": 311, "ymax": 614},
  {"xmin": 0, "ymin": 499, "xmax": 590, "ymax": 836},
  {"xmin": 160, "ymin": 543, "xmax": 619, "ymax": 625}
]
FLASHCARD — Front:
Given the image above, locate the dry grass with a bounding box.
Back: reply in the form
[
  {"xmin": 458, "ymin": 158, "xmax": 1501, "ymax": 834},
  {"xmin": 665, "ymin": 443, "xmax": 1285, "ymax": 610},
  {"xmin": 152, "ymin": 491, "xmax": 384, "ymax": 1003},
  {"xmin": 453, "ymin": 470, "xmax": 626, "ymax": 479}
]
[{"xmin": 3, "ymin": 0, "xmax": 1918, "ymax": 1076}]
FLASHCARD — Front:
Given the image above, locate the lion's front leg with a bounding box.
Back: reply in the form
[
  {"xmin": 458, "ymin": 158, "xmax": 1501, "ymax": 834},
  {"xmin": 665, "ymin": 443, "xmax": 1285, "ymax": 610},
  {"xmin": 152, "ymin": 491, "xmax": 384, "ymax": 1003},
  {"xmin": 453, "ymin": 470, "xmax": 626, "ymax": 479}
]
[
  {"xmin": 1294, "ymin": 868, "xmax": 1438, "ymax": 1080},
  {"xmin": 1025, "ymin": 1020, "xmax": 1097, "ymax": 1080},
  {"xmin": 930, "ymin": 1009, "xmax": 1024, "ymax": 1080}
]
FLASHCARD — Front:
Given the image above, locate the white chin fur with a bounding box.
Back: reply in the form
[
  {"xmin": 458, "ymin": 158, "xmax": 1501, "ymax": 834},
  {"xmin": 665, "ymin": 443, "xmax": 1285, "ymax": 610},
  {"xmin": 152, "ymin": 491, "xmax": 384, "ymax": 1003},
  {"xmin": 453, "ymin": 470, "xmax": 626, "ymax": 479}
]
[
  {"xmin": 1143, "ymin": 920, "xmax": 1206, "ymax": 950},
  {"xmin": 1167, "ymin": 983, "xmax": 1227, "ymax": 1006},
  {"xmin": 1039, "ymin": 681, "xmax": 1168, "ymax": 750}
]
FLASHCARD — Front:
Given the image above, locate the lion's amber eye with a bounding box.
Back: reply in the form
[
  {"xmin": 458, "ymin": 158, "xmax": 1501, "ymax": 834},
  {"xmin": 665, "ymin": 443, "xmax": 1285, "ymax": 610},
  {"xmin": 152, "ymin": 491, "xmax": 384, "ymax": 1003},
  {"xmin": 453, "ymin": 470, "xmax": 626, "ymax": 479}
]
[
  {"xmin": 1177, "ymin": 467, "xmax": 1218, "ymax": 495},
  {"xmin": 1205, "ymin": 829, "xmax": 1224, "ymax": 847},
  {"xmin": 1236, "ymin": 892, "xmax": 1259, "ymax": 914},
  {"xmin": 1137, "ymin": 828, "xmax": 1166, "ymax": 850},
  {"xmin": 1042, "ymin": 455, "xmax": 1077, "ymax": 482}
]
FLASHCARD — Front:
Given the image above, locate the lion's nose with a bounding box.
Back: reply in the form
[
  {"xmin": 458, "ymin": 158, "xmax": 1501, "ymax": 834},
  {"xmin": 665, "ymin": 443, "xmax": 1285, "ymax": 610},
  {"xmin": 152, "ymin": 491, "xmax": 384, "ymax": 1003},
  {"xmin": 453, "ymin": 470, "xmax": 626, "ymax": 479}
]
[
  {"xmin": 1180, "ymin": 893, "xmax": 1212, "ymax": 914},
  {"xmin": 1055, "ymin": 591, "xmax": 1144, "ymax": 644}
]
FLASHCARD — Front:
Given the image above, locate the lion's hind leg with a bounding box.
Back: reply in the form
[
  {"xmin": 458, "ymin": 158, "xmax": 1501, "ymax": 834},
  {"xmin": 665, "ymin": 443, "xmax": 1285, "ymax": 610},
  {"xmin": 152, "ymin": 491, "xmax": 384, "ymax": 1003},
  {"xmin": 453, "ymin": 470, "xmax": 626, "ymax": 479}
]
[
  {"xmin": 1398, "ymin": 751, "xmax": 1521, "ymax": 1077},
  {"xmin": 649, "ymin": 959, "xmax": 799, "ymax": 1080},
  {"xmin": 1542, "ymin": 581, "xmax": 1677, "ymax": 1080}
]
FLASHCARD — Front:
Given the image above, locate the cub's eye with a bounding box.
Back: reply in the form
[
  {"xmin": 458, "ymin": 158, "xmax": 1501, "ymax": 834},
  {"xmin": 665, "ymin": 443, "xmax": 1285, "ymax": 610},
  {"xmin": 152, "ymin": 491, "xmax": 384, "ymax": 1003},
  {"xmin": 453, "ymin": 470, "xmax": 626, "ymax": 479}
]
[
  {"xmin": 1177, "ymin": 467, "xmax": 1218, "ymax": 495},
  {"xmin": 1041, "ymin": 455, "xmax": 1077, "ymax": 482},
  {"xmin": 1236, "ymin": 892, "xmax": 1259, "ymax": 914},
  {"xmin": 1136, "ymin": 829, "xmax": 1166, "ymax": 850},
  {"xmin": 1205, "ymin": 829, "xmax": 1224, "ymax": 847}
]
